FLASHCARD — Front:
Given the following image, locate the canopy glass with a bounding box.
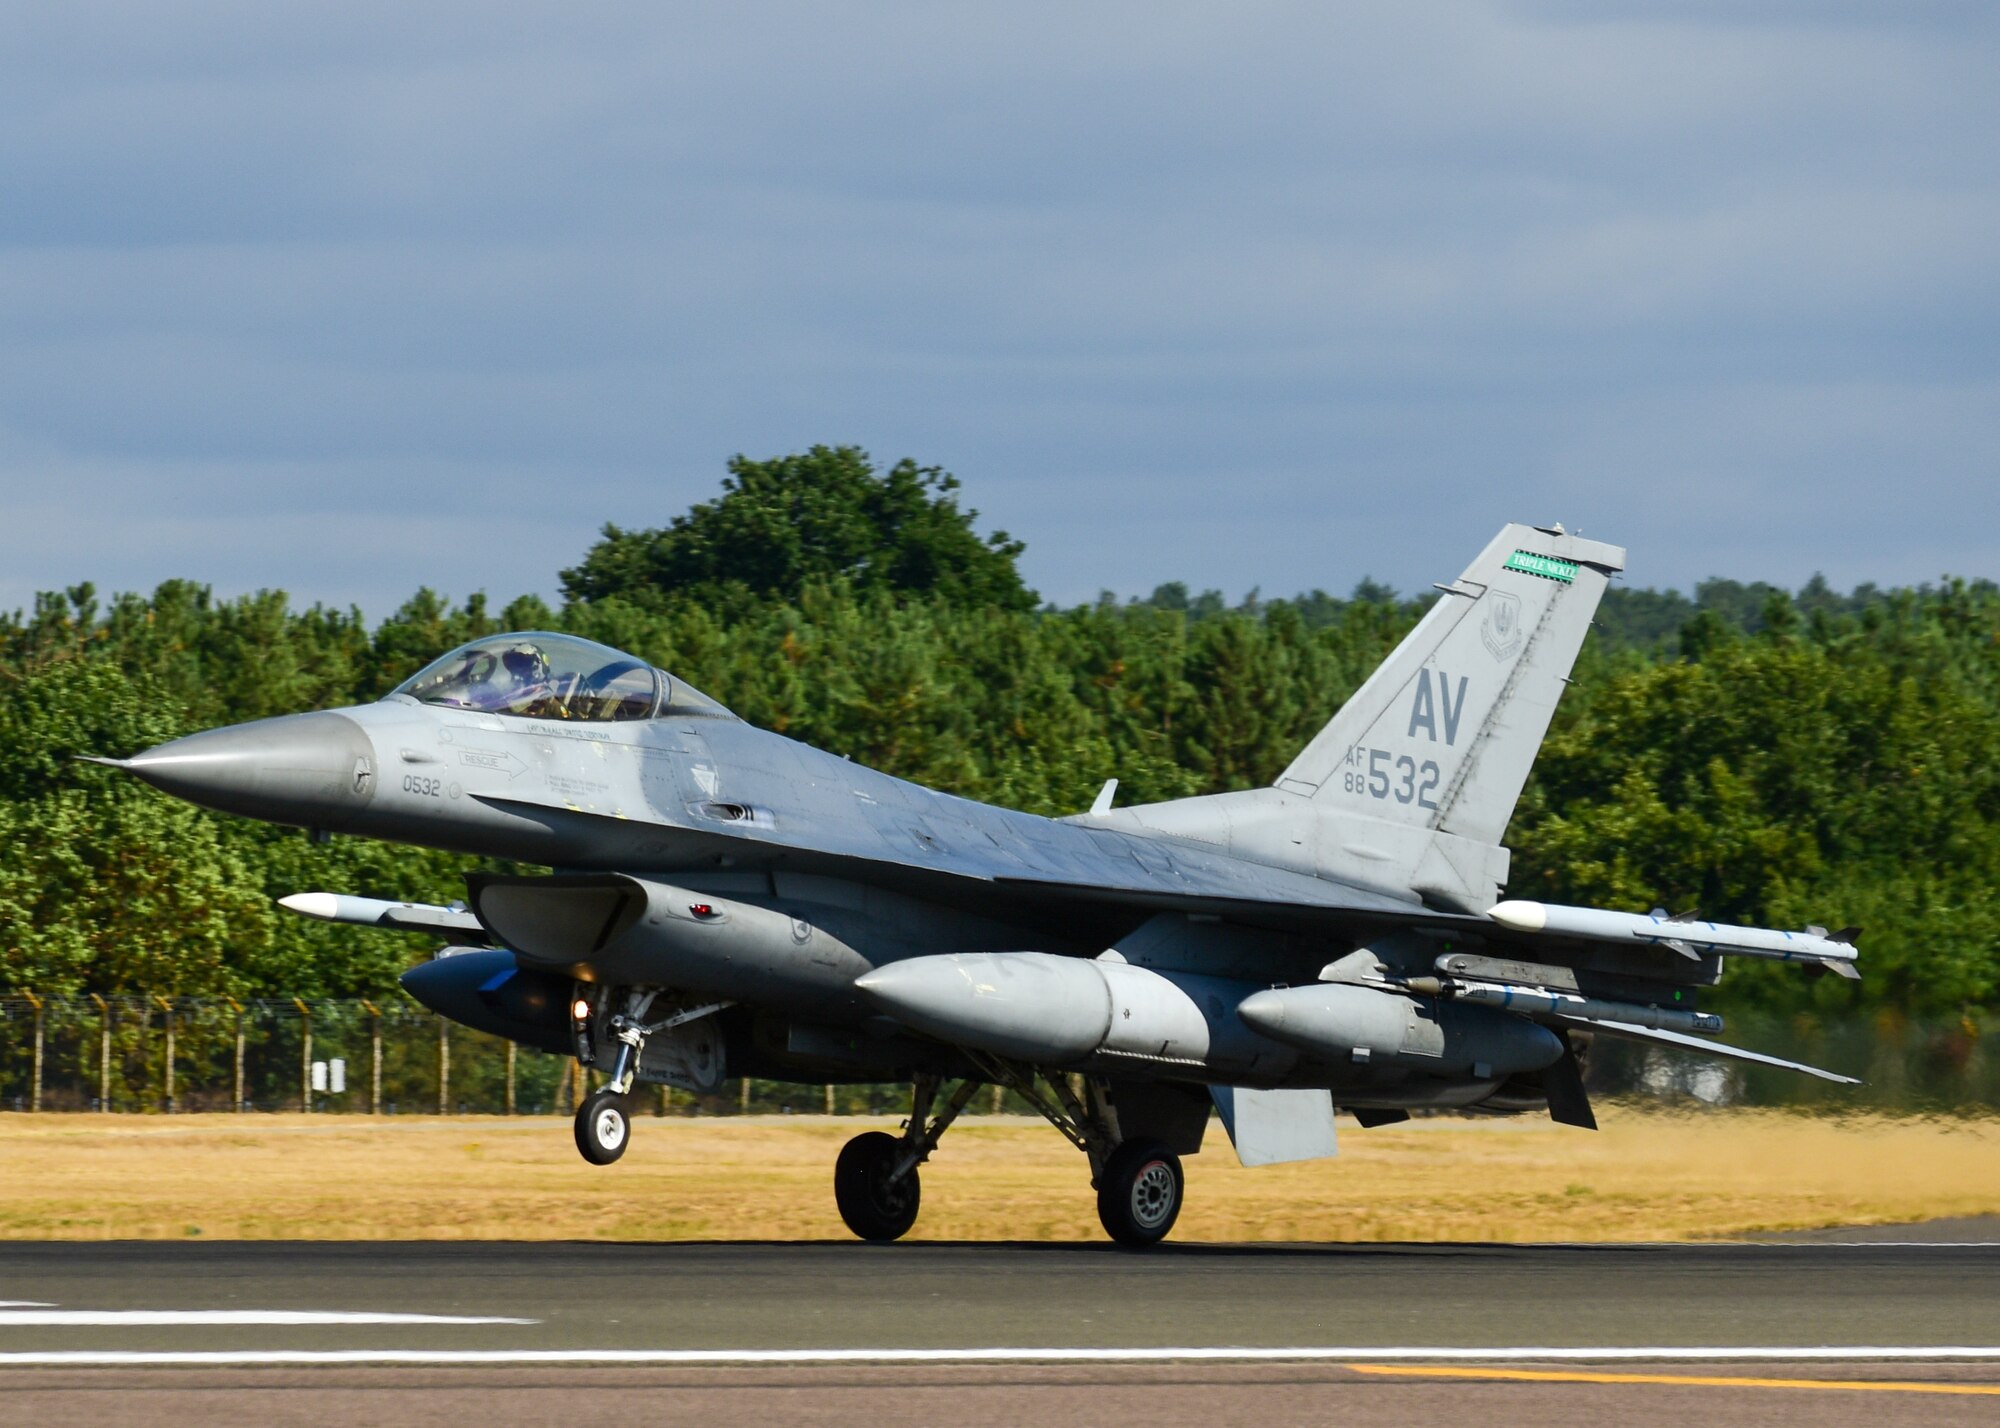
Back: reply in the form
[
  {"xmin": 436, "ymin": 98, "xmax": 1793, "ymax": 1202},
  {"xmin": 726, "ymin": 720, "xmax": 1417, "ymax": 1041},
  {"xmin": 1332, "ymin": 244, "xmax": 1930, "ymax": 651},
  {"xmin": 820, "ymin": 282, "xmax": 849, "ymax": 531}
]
[{"xmin": 392, "ymin": 632, "xmax": 731, "ymax": 722}]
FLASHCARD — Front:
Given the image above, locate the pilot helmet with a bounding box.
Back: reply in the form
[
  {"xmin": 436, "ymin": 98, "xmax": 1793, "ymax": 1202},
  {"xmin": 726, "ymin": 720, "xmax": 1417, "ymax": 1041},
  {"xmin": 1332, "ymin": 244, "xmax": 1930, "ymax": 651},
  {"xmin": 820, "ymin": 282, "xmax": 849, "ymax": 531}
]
[{"xmin": 500, "ymin": 642, "xmax": 551, "ymax": 686}]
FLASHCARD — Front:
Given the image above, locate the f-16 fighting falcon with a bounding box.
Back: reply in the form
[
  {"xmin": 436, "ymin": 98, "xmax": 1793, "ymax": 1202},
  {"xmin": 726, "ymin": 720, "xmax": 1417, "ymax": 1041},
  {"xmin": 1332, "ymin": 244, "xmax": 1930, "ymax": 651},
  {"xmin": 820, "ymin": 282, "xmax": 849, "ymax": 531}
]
[{"xmin": 94, "ymin": 524, "xmax": 1859, "ymax": 1245}]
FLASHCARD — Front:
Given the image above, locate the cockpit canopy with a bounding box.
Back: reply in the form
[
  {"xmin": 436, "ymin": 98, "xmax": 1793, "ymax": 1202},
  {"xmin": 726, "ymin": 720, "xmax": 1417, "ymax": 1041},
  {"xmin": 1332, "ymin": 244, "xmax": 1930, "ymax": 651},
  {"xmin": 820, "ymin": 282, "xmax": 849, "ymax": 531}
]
[{"xmin": 390, "ymin": 632, "xmax": 732, "ymax": 723}]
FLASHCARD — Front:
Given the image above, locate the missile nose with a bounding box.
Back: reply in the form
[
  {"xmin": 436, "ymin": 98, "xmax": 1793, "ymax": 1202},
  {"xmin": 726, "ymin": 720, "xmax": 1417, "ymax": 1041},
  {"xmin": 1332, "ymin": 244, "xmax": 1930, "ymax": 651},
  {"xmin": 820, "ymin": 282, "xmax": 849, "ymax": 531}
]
[{"xmin": 110, "ymin": 711, "xmax": 378, "ymax": 824}]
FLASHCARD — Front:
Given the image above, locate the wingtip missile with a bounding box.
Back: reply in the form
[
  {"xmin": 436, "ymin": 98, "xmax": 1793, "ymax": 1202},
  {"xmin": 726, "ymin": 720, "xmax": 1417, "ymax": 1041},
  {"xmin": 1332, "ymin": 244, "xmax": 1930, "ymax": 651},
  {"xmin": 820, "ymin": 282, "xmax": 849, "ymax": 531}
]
[
  {"xmin": 1487, "ymin": 899, "xmax": 1861, "ymax": 973},
  {"xmin": 278, "ymin": 891, "xmax": 485, "ymax": 937}
]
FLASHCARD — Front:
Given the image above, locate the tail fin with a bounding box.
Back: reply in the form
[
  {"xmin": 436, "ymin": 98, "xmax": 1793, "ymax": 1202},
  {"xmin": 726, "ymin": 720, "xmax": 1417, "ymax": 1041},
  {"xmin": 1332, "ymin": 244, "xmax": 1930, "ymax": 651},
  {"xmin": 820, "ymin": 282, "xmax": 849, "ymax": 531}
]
[
  {"xmin": 1275, "ymin": 523, "xmax": 1623, "ymax": 846},
  {"xmin": 1093, "ymin": 523, "xmax": 1623, "ymax": 911}
]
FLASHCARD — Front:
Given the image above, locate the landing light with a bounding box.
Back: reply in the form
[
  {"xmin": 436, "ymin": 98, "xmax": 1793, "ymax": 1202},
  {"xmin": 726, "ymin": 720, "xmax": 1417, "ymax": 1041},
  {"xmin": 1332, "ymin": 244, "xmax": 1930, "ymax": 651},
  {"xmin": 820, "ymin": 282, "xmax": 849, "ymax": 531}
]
[{"xmin": 571, "ymin": 999, "xmax": 592, "ymax": 1022}]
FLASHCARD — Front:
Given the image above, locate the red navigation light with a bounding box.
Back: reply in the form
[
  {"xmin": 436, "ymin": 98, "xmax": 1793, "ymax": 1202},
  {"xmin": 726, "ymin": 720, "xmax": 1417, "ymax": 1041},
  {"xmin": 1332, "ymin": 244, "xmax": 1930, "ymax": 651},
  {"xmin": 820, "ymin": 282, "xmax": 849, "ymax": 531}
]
[{"xmin": 689, "ymin": 903, "xmax": 715, "ymax": 919}]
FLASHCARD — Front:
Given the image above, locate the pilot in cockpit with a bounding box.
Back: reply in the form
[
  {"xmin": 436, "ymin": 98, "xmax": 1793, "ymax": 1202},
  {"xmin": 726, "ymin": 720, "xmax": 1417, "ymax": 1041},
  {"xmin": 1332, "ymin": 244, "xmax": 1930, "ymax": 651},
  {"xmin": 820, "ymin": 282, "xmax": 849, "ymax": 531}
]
[
  {"xmin": 499, "ymin": 641, "xmax": 564, "ymax": 717},
  {"xmin": 395, "ymin": 631, "xmax": 705, "ymax": 723}
]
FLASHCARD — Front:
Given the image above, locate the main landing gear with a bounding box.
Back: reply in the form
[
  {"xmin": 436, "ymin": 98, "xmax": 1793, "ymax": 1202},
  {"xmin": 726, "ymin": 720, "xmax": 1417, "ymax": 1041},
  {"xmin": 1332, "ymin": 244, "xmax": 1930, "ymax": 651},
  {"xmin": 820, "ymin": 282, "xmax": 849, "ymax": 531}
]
[
  {"xmin": 833, "ymin": 1074, "xmax": 980, "ymax": 1241},
  {"xmin": 831, "ymin": 1063, "xmax": 1186, "ymax": 1248},
  {"xmin": 1095, "ymin": 1138, "xmax": 1184, "ymax": 1246}
]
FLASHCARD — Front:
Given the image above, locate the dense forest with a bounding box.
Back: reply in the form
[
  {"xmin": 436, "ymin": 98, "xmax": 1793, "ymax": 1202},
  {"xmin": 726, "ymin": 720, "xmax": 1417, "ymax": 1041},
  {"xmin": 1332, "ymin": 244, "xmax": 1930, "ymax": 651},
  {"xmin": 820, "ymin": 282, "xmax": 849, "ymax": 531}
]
[{"xmin": 4, "ymin": 447, "xmax": 1998, "ymax": 1026}]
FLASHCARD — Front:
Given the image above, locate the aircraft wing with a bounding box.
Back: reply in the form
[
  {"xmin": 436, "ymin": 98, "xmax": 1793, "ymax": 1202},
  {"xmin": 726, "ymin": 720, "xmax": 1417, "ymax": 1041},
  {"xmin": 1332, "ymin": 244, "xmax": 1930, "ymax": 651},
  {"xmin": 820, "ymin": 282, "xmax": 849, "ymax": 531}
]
[{"xmin": 470, "ymin": 789, "xmax": 1458, "ymax": 934}]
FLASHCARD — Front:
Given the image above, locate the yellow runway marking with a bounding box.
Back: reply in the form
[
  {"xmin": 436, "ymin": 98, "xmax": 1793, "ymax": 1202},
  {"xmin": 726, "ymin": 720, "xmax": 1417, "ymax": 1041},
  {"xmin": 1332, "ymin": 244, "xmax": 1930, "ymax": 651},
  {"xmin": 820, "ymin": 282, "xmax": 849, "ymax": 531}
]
[{"xmin": 1346, "ymin": 1364, "xmax": 2000, "ymax": 1396}]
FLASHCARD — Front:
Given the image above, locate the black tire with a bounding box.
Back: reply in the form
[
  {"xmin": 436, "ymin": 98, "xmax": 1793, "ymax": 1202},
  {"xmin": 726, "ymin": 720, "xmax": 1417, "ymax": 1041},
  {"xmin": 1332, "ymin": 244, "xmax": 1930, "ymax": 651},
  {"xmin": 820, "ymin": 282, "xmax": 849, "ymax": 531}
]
[
  {"xmin": 1096, "ymin": 1138, "xmax": 1183, "ymax": 1247},
  {"xmin": 574, "ymin": 1088, "xmax": 631, "ymax": 1166},
  {"xmin": 834, "ymin": 1130, "xmax": 921, "ymax": 1242}
]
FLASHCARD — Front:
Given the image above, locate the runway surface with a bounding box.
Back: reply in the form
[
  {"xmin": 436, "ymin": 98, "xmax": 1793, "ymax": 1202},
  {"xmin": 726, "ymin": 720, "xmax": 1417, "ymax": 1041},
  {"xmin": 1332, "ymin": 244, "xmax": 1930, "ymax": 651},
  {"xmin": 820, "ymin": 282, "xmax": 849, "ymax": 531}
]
[{"xmin": 3, "ymin": 1238, "xmax": 1997, "ymax": 1425}]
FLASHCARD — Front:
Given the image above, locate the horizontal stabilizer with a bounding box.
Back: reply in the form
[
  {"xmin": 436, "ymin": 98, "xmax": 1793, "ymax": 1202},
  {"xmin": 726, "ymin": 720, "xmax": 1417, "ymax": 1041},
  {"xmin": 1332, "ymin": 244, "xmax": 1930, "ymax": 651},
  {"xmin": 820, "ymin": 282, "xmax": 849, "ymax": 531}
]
[
  {"xmin": 1568, "ymin": 1017, "xmax": 1860, "ymax": 1085},
  {"xmin": 1209, "ymin": 1086, "xmax": 1339, "ymax": 1167}
]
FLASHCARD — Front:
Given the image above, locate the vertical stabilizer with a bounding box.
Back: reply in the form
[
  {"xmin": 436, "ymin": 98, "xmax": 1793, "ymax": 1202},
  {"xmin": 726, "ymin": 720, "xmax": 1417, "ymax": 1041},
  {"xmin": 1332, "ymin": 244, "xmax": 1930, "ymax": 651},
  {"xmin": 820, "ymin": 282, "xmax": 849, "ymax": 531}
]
[
  {"xmin": 1089, "ymin": 523, "xmax": 1624, "ymax": 911},
  {"xmin": 1275, "ymin": 523, "xmax": 1623, "ymax": 847}
]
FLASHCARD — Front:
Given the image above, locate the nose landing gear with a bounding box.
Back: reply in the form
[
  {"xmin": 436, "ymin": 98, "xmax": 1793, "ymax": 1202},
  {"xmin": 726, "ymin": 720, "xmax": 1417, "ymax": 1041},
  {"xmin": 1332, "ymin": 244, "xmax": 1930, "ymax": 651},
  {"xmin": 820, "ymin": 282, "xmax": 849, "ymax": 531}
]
[{"xmin": 570, "ymin": 988, "xmax": 730, "ymax": 1166}]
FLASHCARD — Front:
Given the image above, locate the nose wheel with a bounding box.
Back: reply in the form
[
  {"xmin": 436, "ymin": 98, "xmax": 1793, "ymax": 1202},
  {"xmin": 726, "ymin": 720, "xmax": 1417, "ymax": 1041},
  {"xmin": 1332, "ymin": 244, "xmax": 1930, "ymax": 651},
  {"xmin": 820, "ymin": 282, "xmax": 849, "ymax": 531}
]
[
  {"xmin": 575, "ymin": 1088, "xmax": 631, "ymax": 1165},
  {"xmin": 1095, "ymin": 1138, "xmax": 1183, "ymax": 1246}
]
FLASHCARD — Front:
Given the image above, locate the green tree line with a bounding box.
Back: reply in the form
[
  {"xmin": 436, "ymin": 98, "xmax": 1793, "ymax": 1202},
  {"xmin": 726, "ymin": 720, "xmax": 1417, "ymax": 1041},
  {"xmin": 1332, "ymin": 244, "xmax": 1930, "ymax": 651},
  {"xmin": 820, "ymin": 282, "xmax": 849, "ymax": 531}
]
[{"xmin": 3, "ymin": 447, "xmax": 1997, "ymax": 1026}]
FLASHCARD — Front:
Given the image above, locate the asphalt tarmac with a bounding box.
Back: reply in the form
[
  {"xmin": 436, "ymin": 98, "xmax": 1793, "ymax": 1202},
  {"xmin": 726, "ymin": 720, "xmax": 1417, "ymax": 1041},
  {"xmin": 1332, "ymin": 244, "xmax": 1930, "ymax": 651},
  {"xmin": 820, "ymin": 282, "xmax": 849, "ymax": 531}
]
[{"xmin": 3, "ymin": 1237, "xmax": 1997, "ymax": 1425}]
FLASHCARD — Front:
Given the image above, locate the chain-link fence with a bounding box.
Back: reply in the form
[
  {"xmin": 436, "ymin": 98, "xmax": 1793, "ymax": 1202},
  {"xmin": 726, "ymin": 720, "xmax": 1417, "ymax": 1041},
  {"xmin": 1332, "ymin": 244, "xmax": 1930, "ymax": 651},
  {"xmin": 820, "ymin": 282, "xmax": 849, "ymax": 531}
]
[
  {"xmin": 1, "ymin": 994, "xmax": 1993, "ymax": 1115},
  {"xmin": 0, "ymin": 993, "xmax": 1037, "ymax": 1117}
]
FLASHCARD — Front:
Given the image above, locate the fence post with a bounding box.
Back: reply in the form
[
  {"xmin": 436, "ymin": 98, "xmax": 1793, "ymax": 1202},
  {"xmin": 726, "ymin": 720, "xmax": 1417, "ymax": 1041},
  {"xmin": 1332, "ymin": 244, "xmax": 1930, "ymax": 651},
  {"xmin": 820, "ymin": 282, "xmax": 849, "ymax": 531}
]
[
  {"xmin": 739, "ymin": 1077, "xmax": 751, "ymax": 1114},
  {"xmin": 89, "ymin": 993, "xmax": 110, "ymax": 1112},
  {"xmin": 361, "ymin": 1000, "xmax": 381, "ymax": 1115},
  {"xmin": 824, "ymin": 1083, "xmax": 835, "ymax": 1115},
  {"xmin": 155, "ymin": 995, "xmax": 175, "ymax": 1113},
  {"xmin": 227, "ymin": 998, "xmax": 245, "ymax": 1111},
  {"xmin": 294, "ymin": 998, "xmax": 312, "ymax": 1113},
  {"xmin": 505, "ymin": 1039, "xmax": 516, "ymax": 1116},
  {"xmin": 23, "ymin": 992, "xmax": 42, "ymax": 1113},
  {"xmin": 436, "ymin": 1017, "xmax": 450, "ymax": 1116}
]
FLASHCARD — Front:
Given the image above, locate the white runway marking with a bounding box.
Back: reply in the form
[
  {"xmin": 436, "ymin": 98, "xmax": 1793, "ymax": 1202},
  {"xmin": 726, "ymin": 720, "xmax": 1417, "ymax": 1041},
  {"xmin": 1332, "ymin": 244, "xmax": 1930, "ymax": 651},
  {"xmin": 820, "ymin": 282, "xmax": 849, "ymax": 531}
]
[
  {"xmin": 0, "ymin": 1310, "xmax": 536, "ymax": 1327},
  {"xmin": 0, "ymin": 1303, "xmax": 54, "ymax": 1310},
  {"xmin": 0, "ymin": 1346, "xmax": 1996, "ymax": 1367}
]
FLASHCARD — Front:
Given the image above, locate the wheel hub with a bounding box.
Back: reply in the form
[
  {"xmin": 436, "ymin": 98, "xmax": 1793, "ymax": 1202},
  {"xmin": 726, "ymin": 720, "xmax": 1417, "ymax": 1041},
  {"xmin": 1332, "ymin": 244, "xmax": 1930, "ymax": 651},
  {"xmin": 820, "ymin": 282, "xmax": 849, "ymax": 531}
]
[{"xmin": 1130, "ymin": 1160, "xmax": 1176, "ymax": 1229}]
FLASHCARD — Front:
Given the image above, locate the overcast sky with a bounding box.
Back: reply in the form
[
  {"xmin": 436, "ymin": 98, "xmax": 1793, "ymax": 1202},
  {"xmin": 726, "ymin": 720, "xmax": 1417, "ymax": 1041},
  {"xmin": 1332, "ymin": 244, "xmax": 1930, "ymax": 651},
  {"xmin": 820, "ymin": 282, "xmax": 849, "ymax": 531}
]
[{"xmin": 2, "ymin": 2, "xmax": 1995, "ymax": 619}]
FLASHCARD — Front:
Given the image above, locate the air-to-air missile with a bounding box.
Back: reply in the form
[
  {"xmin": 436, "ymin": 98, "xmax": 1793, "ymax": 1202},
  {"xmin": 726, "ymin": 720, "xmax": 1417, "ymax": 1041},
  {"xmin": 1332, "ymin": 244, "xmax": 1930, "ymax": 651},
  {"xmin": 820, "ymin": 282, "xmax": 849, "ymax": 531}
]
[
  {"xmin": 277, "ymin": 891, "xmax": 485, "ymax": 937},
  {"xmin": 1486, "ymin": 900, "xmax": 1862, "ymax": 978}
]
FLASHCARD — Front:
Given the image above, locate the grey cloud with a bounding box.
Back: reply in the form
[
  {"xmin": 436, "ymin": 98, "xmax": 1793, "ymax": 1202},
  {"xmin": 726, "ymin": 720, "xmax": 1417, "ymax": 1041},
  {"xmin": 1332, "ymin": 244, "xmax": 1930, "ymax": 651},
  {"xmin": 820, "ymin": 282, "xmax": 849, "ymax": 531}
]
[{"xmin": 0, "ymin": 2, "xmax": 1994, "ymax": 621}]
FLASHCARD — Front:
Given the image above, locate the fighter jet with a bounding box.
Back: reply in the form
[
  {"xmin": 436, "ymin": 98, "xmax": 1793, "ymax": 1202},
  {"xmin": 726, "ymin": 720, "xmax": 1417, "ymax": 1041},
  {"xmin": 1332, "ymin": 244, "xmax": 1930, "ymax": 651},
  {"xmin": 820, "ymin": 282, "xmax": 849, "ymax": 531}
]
[{"xmin": 95, "ymin": 524, "xmax": 1858, "ymax": 1245}]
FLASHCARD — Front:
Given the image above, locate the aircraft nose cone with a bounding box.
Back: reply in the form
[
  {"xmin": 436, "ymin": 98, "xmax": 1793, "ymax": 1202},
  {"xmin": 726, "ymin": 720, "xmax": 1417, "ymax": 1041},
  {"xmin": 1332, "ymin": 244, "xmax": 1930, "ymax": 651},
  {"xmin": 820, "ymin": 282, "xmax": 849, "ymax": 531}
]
[{"xmin": 115, "ymin": 711, "xmax": 378, "ymax": 823}]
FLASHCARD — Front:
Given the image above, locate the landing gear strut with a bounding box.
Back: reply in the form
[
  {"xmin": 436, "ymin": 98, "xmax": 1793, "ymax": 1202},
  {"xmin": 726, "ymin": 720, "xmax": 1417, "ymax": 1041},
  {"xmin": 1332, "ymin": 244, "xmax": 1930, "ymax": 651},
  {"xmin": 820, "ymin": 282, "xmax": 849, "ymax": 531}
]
[{"xmin": 833, "ymin": 1074, "xmax": 981, "ymax": 1242}]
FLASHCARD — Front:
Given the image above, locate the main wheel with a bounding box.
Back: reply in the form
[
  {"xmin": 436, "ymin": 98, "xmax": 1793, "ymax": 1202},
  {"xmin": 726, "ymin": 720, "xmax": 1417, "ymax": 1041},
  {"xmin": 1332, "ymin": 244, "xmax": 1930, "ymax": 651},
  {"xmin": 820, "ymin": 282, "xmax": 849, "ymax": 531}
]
[
  {"xmin": 574, "ymin": 1088, "xmax": 631, "ymax": 1166},
  {"xmin": 1096, "ymin": 1138, "xmax": 1183, "ymax": 1246},
  {"xmin": 834, "ymin": 1130, "xmax": 921, "ymax": 1242}
]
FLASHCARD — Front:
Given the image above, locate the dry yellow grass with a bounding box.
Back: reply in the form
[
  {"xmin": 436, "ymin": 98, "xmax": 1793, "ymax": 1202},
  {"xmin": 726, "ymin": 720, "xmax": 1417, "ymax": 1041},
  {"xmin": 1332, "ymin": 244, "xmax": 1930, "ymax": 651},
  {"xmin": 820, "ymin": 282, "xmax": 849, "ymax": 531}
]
[{"xmin": 1, "ymin": 1105, "xmax": 1995, "ymax": 1242}]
